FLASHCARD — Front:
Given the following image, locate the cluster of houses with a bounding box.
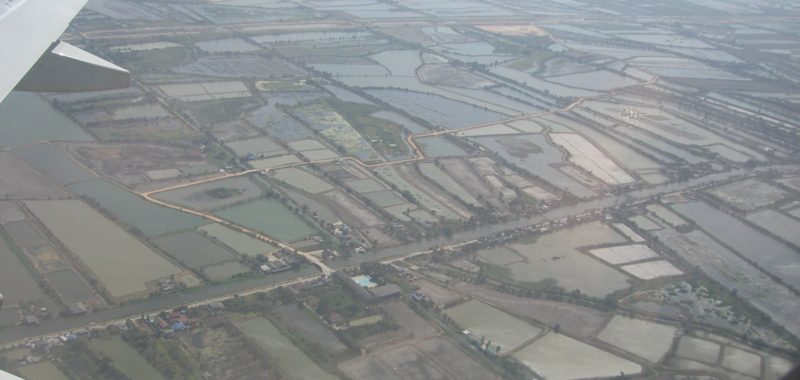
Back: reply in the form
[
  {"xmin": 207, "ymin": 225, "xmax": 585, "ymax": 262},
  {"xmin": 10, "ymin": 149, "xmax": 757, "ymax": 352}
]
[
  {"xmin": 140, "ymin": 308, "xmax": 203, "ymax": 337},
  {"xmin": 335, "ymin": 272, "xmax": 402, "ymax": 302},
  {"xmin": 259, "ymin": 249, "xmax": 299, "ymax": 274}
]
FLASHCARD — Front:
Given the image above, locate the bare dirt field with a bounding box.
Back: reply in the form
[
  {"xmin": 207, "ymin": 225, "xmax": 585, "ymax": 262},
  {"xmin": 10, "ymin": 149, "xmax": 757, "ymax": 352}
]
[
  {"xmin": 276, "ymin": 304, "xmax": 349, "ymax": 355},
  {"xmin": 70, "ymin": 143, "xmax": 210, "ymax": 185}
]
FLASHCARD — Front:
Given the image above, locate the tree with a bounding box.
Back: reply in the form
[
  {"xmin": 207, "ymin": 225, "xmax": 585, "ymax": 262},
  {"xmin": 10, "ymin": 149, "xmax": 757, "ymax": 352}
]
[{"xmin": 316, "ymin": 298, "xmax": 330, "ymax": 316}]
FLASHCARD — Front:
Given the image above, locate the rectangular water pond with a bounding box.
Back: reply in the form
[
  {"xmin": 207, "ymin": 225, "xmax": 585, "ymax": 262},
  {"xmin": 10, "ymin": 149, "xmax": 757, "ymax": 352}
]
[
  {"xmin": 68, "ymin": 178, "xmax": 207, "ymax": 237},
  {"xmin": 216, "ymin": 198, "xmax": 316, "ymax": 242}
]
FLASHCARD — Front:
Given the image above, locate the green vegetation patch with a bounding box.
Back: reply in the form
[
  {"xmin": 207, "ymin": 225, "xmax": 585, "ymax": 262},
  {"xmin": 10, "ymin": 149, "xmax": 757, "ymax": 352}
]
[
  {"xmin": 90, "ymin": 336, "xmax": 166, "ymax": 380},
  {"xmin": 326, "ymin": 98, "xmax": 409, "ymax": 159},
  {"xmin": 183, "ymin": 97, "xmax": 262, "ymax": 126},
  {"xmin": 123, "ymin": 327, "xmax": 203, "ymax": 380},
  {"xmin": 108, "ymin": 46, "xmax": 191, "ymax": 73}
]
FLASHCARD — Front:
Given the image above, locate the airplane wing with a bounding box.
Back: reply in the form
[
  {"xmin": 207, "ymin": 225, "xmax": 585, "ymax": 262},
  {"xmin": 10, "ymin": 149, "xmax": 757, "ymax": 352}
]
[{"xmin": 0, "ymin": 0, "xmax": 129, "ymax": 103}]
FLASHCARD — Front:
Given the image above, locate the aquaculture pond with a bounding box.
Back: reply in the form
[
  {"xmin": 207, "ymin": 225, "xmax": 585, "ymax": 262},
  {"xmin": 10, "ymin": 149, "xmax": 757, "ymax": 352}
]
[{"xmin": 216, "ymin": 198, "xmax": 316, "ymax": 242}]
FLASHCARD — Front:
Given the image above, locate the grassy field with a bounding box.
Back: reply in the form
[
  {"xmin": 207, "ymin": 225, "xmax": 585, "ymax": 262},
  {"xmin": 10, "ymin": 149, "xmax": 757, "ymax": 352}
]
[
  {"xmin": 238, "ymin": 317, "xmax": 339, "ymax": 380},
  {"xmin": 111, "ymin": 45, "xmax": 190, "ymax": 73},
  {"xmin": 15, "ymin": 361, "xmax": 69, "ymax": 380},
  {"xmin": 183, "ymin": 97, "xmax": 262, "ymax": 126},
  {"xmin": 90, "ymin": 336, "xmax": 165, "ymax": 380}
]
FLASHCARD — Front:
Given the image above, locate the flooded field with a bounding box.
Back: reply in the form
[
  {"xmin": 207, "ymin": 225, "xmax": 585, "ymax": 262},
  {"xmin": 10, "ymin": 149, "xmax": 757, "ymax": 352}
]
[
  {"xmin": 472, "ymin": 134, "xmax": 595, "ymax": 198},
  {"xmin": 445, "ymin": 300, "xmax": 541, "ymax": 352},
  {"xmin": 489, "ymin": 66, "xmax": 599, "ymax": 98},
  {"xmin": 0, "ymin": 232, "xmax": 53, "ymax": 307},
  {"xmin": 238, "ymin": 317, "xmax": 338, "ymax": 380},
  {"xmin": 514, "ymin": 332, "xmax": 641, "ymax": 380},
  {"xmin": 455, "ymin": 124, "xmax": 520, "ymax": 137},
  {"xmin": 12, "ymin": 144, "xmax": 94, "ymax": 185},
  {"xmin": 746, "ymin": 210, "xmax": 800, "ymax": 247},
  {"xmin": 272, "ymin": 168, "xmax": 334, "ymax": 194},
  {"xmin": 597, "ymin": 315, "xmax": 677, "ymax": 362},
  {"xmin": 550, "ymin": 133, "xmax": 635, "ymax": 185},
  {"xmin": 492, "ymin": 222, "xmax": 630, "ymax": 296},
  {"xmin": 198, "ymin": 223, "xmax": 278, "ymax": 258},
  {"xmin": 153, "ymin": 230, "xmax": 238, "ymax": 271},
  {"xmin": 548, "ymin": 70, "xmax": 640, "ymax": 91},
  {"xmin": 155, "ymin": 176, "xmax": 264, "ymax": 211},
  {"xmin": 672, "ymin": 201, "xmax": 800, "ymax": 289},
  {"xmin": 46, "ymin": 269, "xmax": 95, "ymax": 304},
  {"xmin": 216, "ymin": 199, "xmax": 316, "ymax": 242},
  {"xmin": 653, "ymin": 228, "xmax": 800, "ymax": 337},
  {"xmin": 476, "ymin": 246, "xmax": 524, "ymax": 266},
  {"xmin": 90, "ymin": 336, "xmax": 165, "ymax": 380},
  {"xmin": 225, "ymin": 136, "xmax": 286, "ymax": 158},
  {"xmin": 26, "ymin": 200, "xmax": 185, "ymax": 299},
  {"xmin": 247, "ymin": 105, "xmax": 314, "ymax": 142},
  {"xmin": 68, "ymin": 179, "xmax": 206, "ymax": 237},
  {"xmin": 415, "ymin": 136, "xmax": 467, "ymax": 158},
  {"xmin": 706, "ymin": 179, "xmax": 789, "ymax": 211},
  {"xmin": 366, "ymin": 89, "xmax": 504, "ymax": 129},
  {"xmin": 0, "ymin": 92, "xmax": 93, "ymax": 148}
]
